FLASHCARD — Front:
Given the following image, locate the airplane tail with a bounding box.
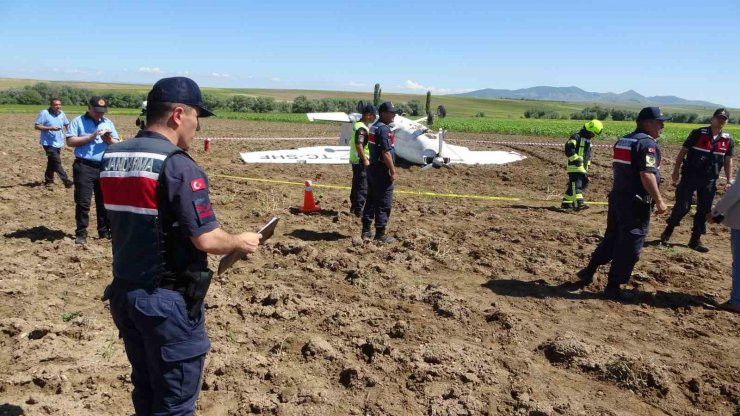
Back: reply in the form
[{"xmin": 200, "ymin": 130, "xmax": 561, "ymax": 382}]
[{"xmin": 307, "ymin": 112, "xmax": 360, "ymax": 146}]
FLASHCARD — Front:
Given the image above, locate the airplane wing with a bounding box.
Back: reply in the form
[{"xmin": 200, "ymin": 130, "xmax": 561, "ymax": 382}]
[
  {"xmin": 442, "ymin": 144, "xmax": 526, "ymax": 165},
  {"xmin": 240, "ymin": 146, "xmax": 350, "ymax": 164},
  {"xmin": 306, "ymin": 112, "xmax": 353, "ymax": 123}
]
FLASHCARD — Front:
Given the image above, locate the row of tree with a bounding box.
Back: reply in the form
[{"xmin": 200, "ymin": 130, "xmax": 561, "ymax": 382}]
[
  {"xmin": 0, "ymin": 83, "xmax": 430, "ymax": 116},
  {"xmin": 525, "ymin": 105, "xmax": 739, "ymax": 124}
]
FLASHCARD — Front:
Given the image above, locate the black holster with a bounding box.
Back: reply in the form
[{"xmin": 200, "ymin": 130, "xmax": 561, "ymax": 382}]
[
  {"xmin": 181, "ymin": 269, "xmax": 213, "ymax": 319},
  {"xmin": 634, "ymin": 194, "xmax": 653, "ymax": 221}
]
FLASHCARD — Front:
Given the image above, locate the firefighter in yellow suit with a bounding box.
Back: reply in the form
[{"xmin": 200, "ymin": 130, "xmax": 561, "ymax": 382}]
[{"xmin": 562, "ymin": 119, "xmax": 603, "ymax": 210}]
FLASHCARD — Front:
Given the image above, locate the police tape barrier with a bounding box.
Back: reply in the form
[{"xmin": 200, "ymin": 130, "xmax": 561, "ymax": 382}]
[
  {"xmin": 194, "ymin": 137, "xmax": 613, "ymax": 147},
  {"xmin": 211, "ymin": 174, "xmax": 609, "ymax": 205}
]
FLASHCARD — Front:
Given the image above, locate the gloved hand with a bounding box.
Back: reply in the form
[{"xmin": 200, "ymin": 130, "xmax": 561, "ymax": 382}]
[{"xmin": 573, "ymin": 158, "xmax": 583, "ymax": 167}]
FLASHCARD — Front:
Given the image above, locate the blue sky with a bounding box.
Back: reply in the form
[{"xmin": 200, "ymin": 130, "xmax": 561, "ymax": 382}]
[{"xmin": 1, "ymin": 0, "xmax": 739, "ymax": 106}]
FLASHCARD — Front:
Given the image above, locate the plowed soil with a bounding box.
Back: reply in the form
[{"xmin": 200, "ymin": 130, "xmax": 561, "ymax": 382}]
[{"xmin": 0, "ymin": 114, "xmax": 738, "ymax": 416}]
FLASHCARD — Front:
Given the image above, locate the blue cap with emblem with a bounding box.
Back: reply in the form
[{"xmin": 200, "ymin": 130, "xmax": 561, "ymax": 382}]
[
  {"xmin": 147, "ymin": 77, "xmax": 215, "ymax": 117},
  {"xmin": 378, "ymin": 101, "xmax": 400, "ymax": 114},
  {"xmin": 636, "ymin": 107, "xmax": 672, "ymax": 122}
]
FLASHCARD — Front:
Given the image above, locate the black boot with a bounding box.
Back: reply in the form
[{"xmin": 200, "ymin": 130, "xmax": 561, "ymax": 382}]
[
  {"xmin": 576, "ymin": 263, "xmax": 597, "ymax": 284},
  {"xmin": 688, "ymin": 234, "xmax": 709, "ymax": 253},
  {"xmin": 361, "ymin": 222, "xmax": 373, "ymax": 241},
  {"xmin": 660, "ymin": 225, "xmax": 674, "ymax": 245},
  {"xmin": 374, "ymin": 227, "xmax": 396, "ymax": 243}
]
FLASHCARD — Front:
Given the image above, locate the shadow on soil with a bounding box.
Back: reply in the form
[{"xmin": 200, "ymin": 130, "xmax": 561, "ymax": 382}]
[
  {"xmin": 4, "ymin": 226, "xmax": 72, "ymax": 242},
  {"xmin": 288, "ymin": 229, "xmax": 348, "ymax": 242},
  {"xmin": 0, "ymin": 403, "xmax": 24, "ymax": 416},
  {"xmin": 0, "ymin": 181, "xmax": 44, "ymax": 189},
  {"xmin": 288, "ymin": 207, "xmax": 339, "ymax": 217},
  {"xmin": 483, "ymin": 278, "xmax": 720, "ymax": 309}
]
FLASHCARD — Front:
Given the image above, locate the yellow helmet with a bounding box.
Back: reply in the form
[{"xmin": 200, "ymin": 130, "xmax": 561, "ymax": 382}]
[{"xmin": 584, "ymin": 119, "xmax": 603, "ymax": 135}]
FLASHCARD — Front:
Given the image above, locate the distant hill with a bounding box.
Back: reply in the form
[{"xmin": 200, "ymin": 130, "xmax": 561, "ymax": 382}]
[{"xmin": 453, "ymin": 86, "xmax": 721, "ymax": 108}]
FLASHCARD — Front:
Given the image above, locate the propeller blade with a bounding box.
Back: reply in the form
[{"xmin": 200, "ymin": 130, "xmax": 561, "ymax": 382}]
[
  {"xmin": 438, "ymin": 129, "xmax": 444, "ymax": 155},
  {"xmin": 421, "ymin": 163, "xmax": 435, "ymax": 171}
]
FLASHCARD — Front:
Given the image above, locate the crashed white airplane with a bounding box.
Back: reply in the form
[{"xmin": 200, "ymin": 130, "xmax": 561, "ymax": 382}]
[{"xmin": 239, "ymin": 111, "xmax": 525, "ymax": 168}]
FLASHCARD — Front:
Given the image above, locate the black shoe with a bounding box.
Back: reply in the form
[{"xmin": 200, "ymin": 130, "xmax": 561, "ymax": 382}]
[
  {"xmin": 98, "ymin": 230, "xmax": 112, "ymax": 240},
  {"xmin": 561, "ymin": 203, "xmax": 574, "ymax": 210},
  {"xmin": 75, "ymin": 235, "xmax": 87, "ymax": 245},
  {"xmin": 576, "ymin": 200, "xmax": 590, "ymax": 210},
  {"xmin": 576, "ymin": 266, "xmax": 596, "ymax": 284},
  {"xmin": 44, "ymin": 181, "xmax": 54, "ymax": 188},
  {"xmin": 361, "ymin": 230, "xmax": 373, "ymax": 241},
  {"xmin": 659, "ymin": 226, "xmax": 674, "ymax": 245},
  {"xmin": 63, "ymin": 180, "xmax": 74, "ymax": 189},
  {"xmin": 374, "ymin": 234, "xmax": 397, "ymax": 243},
  {"xmin": 374, "ymin": 227, "xmax": 396, "ymax": 243},
  {"xmin": 688, "ymin": 238, "xmax": 709, "ymax": 253},
  {"xmin": 602, "ymin": 285, "xmax": 637, "ymax": 302}
]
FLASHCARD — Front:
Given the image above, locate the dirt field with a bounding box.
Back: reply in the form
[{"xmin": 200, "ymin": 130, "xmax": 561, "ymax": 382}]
[{"xmin": 0, "ymin": 113, "xmax": 738, "ymax": 416}]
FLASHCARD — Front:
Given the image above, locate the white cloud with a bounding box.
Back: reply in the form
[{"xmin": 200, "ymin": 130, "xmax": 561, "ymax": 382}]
[
  {"xmin": 139, "ymin": 67, "xmax": 162, "ymax": 74},
  {"xmin": 402, "ymin": 79, "xmax": 470, "ymax": 94},
  {"xmin": 349, "ymin": 81, "xmax": 368, "ymax": 87},
  {"xmin": 211, "ymin": 72, "xmax": 231, "ymax": 78},
  {"xmin": 270, "ymin": 77, "xmax": 281, "ymax": 82}
]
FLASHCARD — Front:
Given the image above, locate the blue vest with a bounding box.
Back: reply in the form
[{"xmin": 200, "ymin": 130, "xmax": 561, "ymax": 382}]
[
  {"xmin": 611, "ymin": 132, "xmax": 661, "ymax": 196},
  {"xmin": 100, "ymin": 136, "xmax": 206, "ymax": 287}
]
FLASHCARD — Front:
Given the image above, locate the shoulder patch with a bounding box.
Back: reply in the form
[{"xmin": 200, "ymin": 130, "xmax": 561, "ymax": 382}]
[
  {"xmin": 646, "ymin": 154, "xmax": 656, "ymax": 168},
  {"xmin": 192, "ymin": 197, "xmax": 216, "ymax": 226},
  {"xmin": 190, "ymin": 178, "xmax": 206, "ymax": 192},
  {"xmin": 647, "ymin": 147, "xmax": 656, "ymax": 153}
]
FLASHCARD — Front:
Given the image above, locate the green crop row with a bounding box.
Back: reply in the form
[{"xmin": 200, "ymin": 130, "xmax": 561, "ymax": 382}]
[
  {"xmin": 435, "ymin": 117, "xmax": 740, "ymax": 144},
  {"xmin": 3, "ymin": 105, "xmax": 738, "ymax": 144}
]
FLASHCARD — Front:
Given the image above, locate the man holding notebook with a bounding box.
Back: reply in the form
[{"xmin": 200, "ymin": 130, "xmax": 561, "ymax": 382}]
[{"xmin": 99, "ymin": 77, "xmax": 261, "ymax": 415}]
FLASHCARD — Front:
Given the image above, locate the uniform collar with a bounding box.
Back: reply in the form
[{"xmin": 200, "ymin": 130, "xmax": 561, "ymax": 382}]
[
  {"xmin": 48, "ymin": 107, "xmax": 60, "ymax": 116},
  {"xmin": 634, "ymin": 128, "xmax": 657, "ymax": 141},
  {"xmin": 135, "ymin": 130, "xmax": 170, "ymax": 142}
]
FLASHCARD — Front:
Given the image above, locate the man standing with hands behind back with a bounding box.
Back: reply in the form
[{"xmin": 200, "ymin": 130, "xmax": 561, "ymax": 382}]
[
  {"xmin": 361, "ymin": 101, "xmax": 398, "ymax": 243},
  {"xmin": 66, "ymin": 96, "xmax": 119, "ymax": 245}
]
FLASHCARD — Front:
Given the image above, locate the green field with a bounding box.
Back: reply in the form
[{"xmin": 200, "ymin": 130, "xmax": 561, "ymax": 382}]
[
  {"xmin": 3, "ymin": 78, "xmax": 738, "ymax": 144},
  {"xmin": 3, "ymin": 77, "xmax": 736, "ymax": 119},
  {"xmin": 5, "ymin": 103, "xmax": 739, "ymax": 144}
]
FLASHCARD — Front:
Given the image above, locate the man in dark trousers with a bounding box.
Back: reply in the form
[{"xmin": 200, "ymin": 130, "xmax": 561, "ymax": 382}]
[
  {"xmin": 35, "ymin": 98, "xmax": 72, "ymax": 188},
  {"xmin": 361, "ymin": 101, "xmax": 398, "ymax": 243},
  {"xmin": 66, "ymin": 96, "xmax": 119, "ymax": 245},
  {"xmin": 575, "ymin": 107, "xmax": 670, "ymax": 301},
  {"xmin": 660, "ymin": 108, "xmax": 734, "ymax": 252},
  {"xmin": 349, "ymin": 104, "xmax": 376, "ymax": 216},
  {"xmin": 100, "ymin": 77, "xmax": 261, "ymax": 415}
]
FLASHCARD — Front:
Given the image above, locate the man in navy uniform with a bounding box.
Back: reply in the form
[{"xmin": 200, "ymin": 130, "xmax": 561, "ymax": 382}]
[
  {"xmin": 361, "ymin": 101, "xmax": 398, "ymax": 243},
  {"xmin": 660, "ymin": 108, "xmax": 734, "ymax": 252},
  {"xmin": 35, "ymin": 98, "xmax": 72, "ymax": 188},
  {"xmin": 100, "ymin": 77, "xmax": 261, "ymax": 415},
  {"xmin": 349, "ymin": 104, "xmax": 376, "ymax": 217},
  {"xmin": 575, "ymin": 107, "xmax": 669, "ymax": 300},
  {"xmin": 66, "ymin": 96, "xmax": 119, "ymax": 245}
]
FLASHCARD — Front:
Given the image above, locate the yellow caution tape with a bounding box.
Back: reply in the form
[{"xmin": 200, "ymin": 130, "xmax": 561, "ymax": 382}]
[{"xmin": 211, "ymin": 174, "xmax": 610, "ymax": 205}]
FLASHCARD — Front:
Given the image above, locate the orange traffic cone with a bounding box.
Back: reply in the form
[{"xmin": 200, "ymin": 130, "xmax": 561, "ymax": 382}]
[
  {"xmin": 204, "ymin": 137, "xmax": 211, "ymax": 152},
  {"xmin": 299, "ymin": 180, "xmax": 321, "ymax": 212}
]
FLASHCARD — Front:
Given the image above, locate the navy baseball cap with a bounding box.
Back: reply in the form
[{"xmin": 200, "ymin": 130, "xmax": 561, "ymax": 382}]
[
  {"xmin": 713, "ymin": 108, "xmax": 730, "ymax": 119},
  {"xmin": 636, "ymin": 107, "xmax": 672, "ymax": 122},
  {"xmin": 378, "ymin": 101, "xmax": 400, "ymax": 113},
  {"xmin": 89, "ymin": 96, "xmax": 109, "ymax": 113},
  {"xmin": 147, "ymin": 77, "xmax": 215, "ymax": 117},
  {"xmin": 361, "ymin": 104, "xmax": 377, "ymax": 114}
]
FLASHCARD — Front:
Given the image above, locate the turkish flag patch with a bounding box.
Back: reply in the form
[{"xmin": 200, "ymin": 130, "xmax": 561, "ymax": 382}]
[
  {"xmin": 647, "ymin": 147, "xmax": 655, "ymax": 153},
  {"xmin": 190, "ymin": 178, "xmax": 206, "ymax": 192}
]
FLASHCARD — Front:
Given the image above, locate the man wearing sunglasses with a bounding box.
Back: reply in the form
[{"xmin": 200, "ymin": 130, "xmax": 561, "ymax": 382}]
[{"xmin": 660, "ymin": 108, "xmax": 734, "ymax": 252}]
